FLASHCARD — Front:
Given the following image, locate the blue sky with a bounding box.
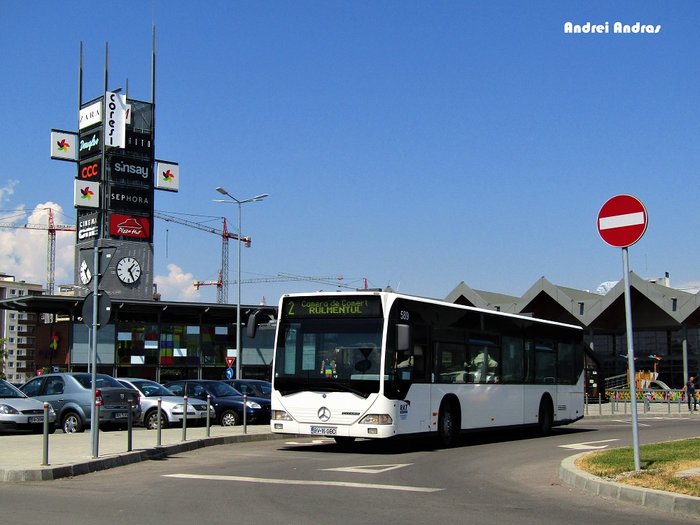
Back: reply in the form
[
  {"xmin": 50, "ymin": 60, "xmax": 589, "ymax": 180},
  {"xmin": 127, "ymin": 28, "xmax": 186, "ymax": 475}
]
[{"xmin": 1, "ymin": 1, "xmax": 699, "ymax": 305}]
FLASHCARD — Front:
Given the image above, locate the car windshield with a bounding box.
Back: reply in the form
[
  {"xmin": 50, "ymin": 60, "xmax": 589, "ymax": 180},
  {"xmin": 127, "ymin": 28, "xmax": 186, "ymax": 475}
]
[
  {"xmin": 206, "ymin": 382, "xmax": 241, "ymax": 397},
  {"xmin": 0, "ymin": 381, "xmax": 25, "ymax": 399},
  {"xmin": 73, "ymin": 374, "xmax": 124, "ymax": 389},
  {"xmin": 129, "ymin": 380, "xmax": 174, "ymax": 397}
]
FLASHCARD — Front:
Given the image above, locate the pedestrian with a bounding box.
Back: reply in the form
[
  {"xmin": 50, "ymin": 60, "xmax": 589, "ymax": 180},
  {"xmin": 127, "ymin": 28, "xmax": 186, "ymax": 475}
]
[{"xmin": 683, "ymin": 376, "xmax": 698, "ymax": 412}]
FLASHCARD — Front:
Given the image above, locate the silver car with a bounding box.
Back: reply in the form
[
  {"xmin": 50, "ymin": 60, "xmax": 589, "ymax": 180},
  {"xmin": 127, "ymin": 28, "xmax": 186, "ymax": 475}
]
[
  {"xmin": 21, "ymin": 373, "xmax": 141, "ymax": 433},
  {"xmin": 0, "ymin": 379, "xmax": 56, "ymax": 433},
  {"xmin": 118, "ymin": 378, "xmax": 213, "ymax": 430}
]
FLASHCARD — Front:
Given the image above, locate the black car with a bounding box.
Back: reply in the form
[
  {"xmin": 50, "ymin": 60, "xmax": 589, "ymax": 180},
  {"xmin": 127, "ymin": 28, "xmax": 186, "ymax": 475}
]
[
  {"xmin": 222, "ymin": 379, "xmax": 271, "ymax": 399},
  {"xmin": 164, "ymin": 380, "xmax": 270, "ymax": 426}
]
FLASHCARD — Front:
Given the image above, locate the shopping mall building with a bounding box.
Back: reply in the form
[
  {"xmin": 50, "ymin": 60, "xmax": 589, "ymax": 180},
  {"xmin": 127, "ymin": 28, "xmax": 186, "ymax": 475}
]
[{"xmin": 1, "ymin": 272, "xmax": 699, "ymax": 390}]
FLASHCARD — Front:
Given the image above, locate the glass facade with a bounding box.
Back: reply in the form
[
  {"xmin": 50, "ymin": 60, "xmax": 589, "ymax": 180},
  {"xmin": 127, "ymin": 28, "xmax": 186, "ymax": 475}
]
[{"xmin": 71, "ymin": 319, "xmax": 275, "ymax": 382}]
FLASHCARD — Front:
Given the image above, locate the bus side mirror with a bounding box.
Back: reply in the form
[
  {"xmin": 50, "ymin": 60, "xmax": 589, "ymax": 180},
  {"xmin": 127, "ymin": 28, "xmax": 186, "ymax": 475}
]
[
  {"xmin": 397, "ymin": 324, "xmax": 410, "ymax": 351},
  {"xmin": 247, "ymin": 310, "xmax": 261, "ymax": 338}
]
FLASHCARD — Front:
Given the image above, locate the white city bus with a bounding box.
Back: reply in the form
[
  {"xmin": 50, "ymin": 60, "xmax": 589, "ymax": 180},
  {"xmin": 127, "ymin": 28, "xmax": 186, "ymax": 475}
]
[{"xmin": 269, "ymin": 291, "xmax": 584, "ymax": 446}]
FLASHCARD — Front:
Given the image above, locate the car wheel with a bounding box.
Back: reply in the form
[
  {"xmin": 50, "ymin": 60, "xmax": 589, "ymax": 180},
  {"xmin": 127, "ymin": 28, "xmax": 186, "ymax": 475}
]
[
  {"xmin": 220, "ymin": 410, "xmax": 240, "ymax": 426},
  {"xmin": 145, "ymin": 409, "xmax": 169, "ymax": 430},
  {"xmin": 62, "ymin": 412, "xmax": 84, "ymax": 433}
]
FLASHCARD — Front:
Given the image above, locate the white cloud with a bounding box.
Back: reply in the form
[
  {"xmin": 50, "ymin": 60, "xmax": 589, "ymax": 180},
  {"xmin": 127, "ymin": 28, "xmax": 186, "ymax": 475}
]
[
  {"xmin": 154, "ymin": 263, "xmax": 202, "ymax": 301},
  {"xmin": 0, "ymin": 180, "xmax": 19, "ymax": 205},
  {"xmin": 0, "ymin": 202, "xmax": 74, "ymax": 288}
]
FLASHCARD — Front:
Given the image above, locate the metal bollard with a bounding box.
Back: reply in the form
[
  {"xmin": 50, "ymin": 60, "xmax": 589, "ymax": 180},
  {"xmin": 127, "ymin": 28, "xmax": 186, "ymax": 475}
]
[
  {"xmin": 243, "ymin": 394, "xmax": 248, "ymax": 434},
  {"xmin": 206, "ymin": 394, "xmax": 211, "ymax": 438},
  {"xmin": 93, "ymin": 401, "xmax": 100, "ymax": 459},
  {"xmin": 41, "ymin": 402, "xmax": 50, "ymax": 466},
  {"xmin": 598, "ymin": 394, "xmax": 602, "ymax": 416},
  {"xmin": 127, "ymin": 400, "xmax": 133, "ymax": 452},
  {"xmin": 157, "ymin": 398, "xmax": 162, "ymax": 446},
  {"xmin": 584, "ymin": 393, "xmax": 588, "ymax": 416},
  {"xmin": 182, "ymin": 395, "xmax": 188, "ymax": 441}
]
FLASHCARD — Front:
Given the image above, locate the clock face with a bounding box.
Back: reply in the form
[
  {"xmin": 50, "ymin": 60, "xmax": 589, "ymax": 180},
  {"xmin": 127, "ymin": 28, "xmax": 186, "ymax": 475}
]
[
  {"xmin": 116, "ymin": 257, "xmax": 141, "ymax": 284},
  {"xmin": 79, "ymin": 260, "xmax": 92, "ymax": 285}
]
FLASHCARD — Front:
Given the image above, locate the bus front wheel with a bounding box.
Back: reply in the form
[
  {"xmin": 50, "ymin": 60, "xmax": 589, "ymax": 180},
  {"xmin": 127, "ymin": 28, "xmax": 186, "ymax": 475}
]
[{"xmin": 438, "ymin": 399, "xmax": 460, "ymax": 448}]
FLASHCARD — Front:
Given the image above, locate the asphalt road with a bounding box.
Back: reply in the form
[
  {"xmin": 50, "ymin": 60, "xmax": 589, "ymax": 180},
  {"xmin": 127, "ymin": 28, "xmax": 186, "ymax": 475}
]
[{"xmin": 1, "ymin": 416, "xmax": 698, "ymax": 524}]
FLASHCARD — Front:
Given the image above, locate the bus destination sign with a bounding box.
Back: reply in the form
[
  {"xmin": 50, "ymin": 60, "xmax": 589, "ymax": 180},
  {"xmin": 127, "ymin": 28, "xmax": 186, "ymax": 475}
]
[{"xmin": 283, "ymin": 296, "xmax": 382, "ymax": 318}]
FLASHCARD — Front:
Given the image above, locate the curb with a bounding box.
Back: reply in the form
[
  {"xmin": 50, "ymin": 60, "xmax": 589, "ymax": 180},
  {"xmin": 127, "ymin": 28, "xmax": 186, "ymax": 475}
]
[
  {"xmin": 0, "ymin": 431, "xmax": 287, "ymax": 483},
  {"xmin": 559, "ymin": 452, "xmax": 700, "ymax": 518}
]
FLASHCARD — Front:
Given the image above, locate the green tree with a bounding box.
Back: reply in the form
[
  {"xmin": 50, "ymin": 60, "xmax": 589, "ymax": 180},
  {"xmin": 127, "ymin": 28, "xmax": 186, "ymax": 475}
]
[{"xmin": 0, "ymin": 337, "xmax": 6, "ymax": 381}]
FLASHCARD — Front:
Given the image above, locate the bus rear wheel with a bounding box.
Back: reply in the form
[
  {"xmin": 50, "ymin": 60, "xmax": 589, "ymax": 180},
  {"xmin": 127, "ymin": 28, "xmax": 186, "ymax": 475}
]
[
  {"xmin": 438, "ymin": 399, "xmax": 460, "ymax": 448},
  {"xmin": 538, "ymin": 397, "xmax": 553, "ymax": 436}
]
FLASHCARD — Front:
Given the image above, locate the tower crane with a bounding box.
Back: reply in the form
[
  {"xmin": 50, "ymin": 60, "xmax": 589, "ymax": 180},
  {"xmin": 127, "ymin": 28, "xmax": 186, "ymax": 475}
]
[
  {"xmin": 154, "ymin": 210, "xmax": 250, "ymax": 304},
  {"xmin": 194, "ymin": 272, "xmax": 366, "ymax": 296},
  {"xmin": 0, "ymin": 208, "xmax": 75, "ymax": 295}
]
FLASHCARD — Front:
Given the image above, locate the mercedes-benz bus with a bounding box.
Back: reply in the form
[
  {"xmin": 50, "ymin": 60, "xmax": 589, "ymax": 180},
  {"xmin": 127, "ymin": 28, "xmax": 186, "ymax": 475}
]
[{"xmin": 269, "ymin": 291, "xmax": 584, "ymax": 446}]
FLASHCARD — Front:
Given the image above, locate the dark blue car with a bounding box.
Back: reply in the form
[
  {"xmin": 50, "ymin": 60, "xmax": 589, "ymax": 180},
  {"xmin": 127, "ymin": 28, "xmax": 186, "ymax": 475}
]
[{"xmin": 164, "ymin": 380, "xmax": 270, "ymax": 426}]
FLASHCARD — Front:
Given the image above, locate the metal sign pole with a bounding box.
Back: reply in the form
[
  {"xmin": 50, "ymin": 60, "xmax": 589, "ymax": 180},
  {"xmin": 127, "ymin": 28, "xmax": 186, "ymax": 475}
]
[
  {"xmin": 622, "ymin": 247, "xmax": 641, "ymax": 472},
  {"xmin": 91, "ymin": 244, "xmax": 99, "ymax": 458}
]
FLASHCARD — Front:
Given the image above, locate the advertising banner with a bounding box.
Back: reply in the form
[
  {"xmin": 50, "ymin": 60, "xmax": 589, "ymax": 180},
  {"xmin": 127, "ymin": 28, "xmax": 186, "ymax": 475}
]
[
  {"xmin": 108, "ymin": 156, "xmax": 152, "ymax": 185},
  {"xmin": 79, "ymin": 100, "xmax": 102, "ymax": 130},
  {"xmin": 125, "ymin": 131, "xmax": 153, "ymax": 155},
  {"xmin": 79, "ymin": 128, "xmax": 101, "ymax": 160},
  {"xmin": 50, "ymin": 130, "xmax": 78, "ymax": 161},
  {"xmin": 74, "ymin": 180, "xmax": 100, "ymax": 209},
  {"xmin": 78, "ymin": 158, "xmax": 102, "ymax": 181},
  {"xmin": 77, "ymin": 210, "xmax": 100, "ymax": 241},
  {"xmin": 154, "ymin": 160, "xmax": 179, "ymax": 192},
  {"xmin": 105, "ymin": 91, "xmax": 127, "ymax": 149},
  {"xmin": 108, "ymin": 185, "xmax": 152, "ymax": 214},
  {"xmin": 108, "ymin": 213, "xmax": 151, "ymax": 240}
]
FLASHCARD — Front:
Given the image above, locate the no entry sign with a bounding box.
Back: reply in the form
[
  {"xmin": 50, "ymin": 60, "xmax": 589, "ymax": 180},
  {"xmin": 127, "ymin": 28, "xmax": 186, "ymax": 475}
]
[{"xmin": 597, "ymin": 194, "xmax": 648, "ymax": 248}]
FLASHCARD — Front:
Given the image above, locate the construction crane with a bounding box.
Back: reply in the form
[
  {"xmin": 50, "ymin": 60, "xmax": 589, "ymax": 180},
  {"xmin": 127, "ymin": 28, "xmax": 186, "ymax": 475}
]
[
  {"xmin": 154, "ymin": 210, "xmax": 250, "ymax": 304},
  {"xmin": 194, "ymin": 272, "xmax": 365, "ymax": 297},
  {"xmin": 0, "ymin": 208, "xmax": 75, "ymax": 295}
]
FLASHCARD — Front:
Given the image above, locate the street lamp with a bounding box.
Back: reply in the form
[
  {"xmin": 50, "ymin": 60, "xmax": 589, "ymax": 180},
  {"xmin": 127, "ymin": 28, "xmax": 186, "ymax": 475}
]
[{"xmin": 214, "ymin": 187, "xmax": 269, "ymax": 380}]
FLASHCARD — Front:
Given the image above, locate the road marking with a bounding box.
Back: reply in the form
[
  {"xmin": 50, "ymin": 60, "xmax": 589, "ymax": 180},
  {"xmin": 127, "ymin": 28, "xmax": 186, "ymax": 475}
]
[
  {"xmin": 322, "ymin": 464, "xmax": 412, "ymax": 474},
  {"xmin": 163, "ymin": 473, "xmax": 442, "ymax": 493},
  {"xmin": 558, "ymin": 439, "xmax": 620, "ymax": 450}
]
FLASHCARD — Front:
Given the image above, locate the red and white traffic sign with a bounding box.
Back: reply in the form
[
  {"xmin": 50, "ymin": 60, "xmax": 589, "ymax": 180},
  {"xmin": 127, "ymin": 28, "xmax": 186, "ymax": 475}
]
[
  {"xmin": 225, "ymin": 357, "xmax": 235, "ymax": 368},
  {"xmin": 597, "ymin": 194, "xmax": 648, "ymax": 248}
]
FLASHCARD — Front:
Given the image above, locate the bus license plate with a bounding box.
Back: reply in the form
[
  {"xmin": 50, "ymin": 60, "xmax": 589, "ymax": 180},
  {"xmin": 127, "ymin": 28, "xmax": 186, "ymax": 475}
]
[
  {"xmin": 310, "ymin": 426, "xmax": 337, "ymax": 435},
  {"xmin": 28, "ymin": 416, "xmax": 44, "ymax": 423}
]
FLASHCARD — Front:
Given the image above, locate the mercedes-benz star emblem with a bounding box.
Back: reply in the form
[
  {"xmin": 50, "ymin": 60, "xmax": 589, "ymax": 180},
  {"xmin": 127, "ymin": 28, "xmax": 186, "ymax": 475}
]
[{"xmin": 317, "ymin": 406, "xmax": 331, "ymax": 422}]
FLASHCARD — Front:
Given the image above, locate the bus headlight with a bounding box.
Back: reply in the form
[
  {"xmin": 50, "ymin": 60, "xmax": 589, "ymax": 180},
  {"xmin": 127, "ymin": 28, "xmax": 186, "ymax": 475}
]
[
  {"xmin": 272, "ymin": 410, "xmax": 293, "ymax": 421},
  {"xmin": 359, "ymin": 414, "xmax": 393, "ymax": 425}
]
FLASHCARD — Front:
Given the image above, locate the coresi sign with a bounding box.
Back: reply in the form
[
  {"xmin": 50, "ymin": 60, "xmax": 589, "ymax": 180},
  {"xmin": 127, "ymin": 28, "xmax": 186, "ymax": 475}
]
[{"xmin": 105, "ymin": 91, "xmax": 127, "ymax": 149}]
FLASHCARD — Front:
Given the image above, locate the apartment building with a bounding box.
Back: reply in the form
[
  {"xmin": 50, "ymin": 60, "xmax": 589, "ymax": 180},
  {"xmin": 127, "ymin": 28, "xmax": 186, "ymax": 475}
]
[{"xmin": 0, "ymin": 274, "xmax": 43, "ymax": 384}]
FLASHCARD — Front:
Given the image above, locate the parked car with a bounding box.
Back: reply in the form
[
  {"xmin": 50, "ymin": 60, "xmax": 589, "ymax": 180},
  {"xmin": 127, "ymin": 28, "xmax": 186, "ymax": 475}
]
[
  {"xmin": 0, "ymin": 379, "xmax": 56, "ymax": 433},
  {"xmin": 164, "ymin": 380, "xmax": 270, "ymax": 426},
  {"xmin": 118, "ymin": 378, "xmax": 214, "ymax": 429},
  {"xmin": 222, "ymin": 379, "xmax": 271, "ymax": 399},
  {"xmin": 20, "ymin": 373, "xmax": 141, "ymax": 433}
]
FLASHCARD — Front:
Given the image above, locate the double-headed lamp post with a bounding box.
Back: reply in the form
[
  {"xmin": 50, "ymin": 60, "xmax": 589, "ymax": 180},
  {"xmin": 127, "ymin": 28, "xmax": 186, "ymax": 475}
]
[{"xmin": 214, "ymin": 187, "xmax": 268, "ymax": 380}]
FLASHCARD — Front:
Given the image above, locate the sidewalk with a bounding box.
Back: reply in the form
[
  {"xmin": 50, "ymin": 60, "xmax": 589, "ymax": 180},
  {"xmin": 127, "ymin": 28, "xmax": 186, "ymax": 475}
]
[{"xmin": 0, "ymin": 423, "xmax": 281, "ymax": 482}]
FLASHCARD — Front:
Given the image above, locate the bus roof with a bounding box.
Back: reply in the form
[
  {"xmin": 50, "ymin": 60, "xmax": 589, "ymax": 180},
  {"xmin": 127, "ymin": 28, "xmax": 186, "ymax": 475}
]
[{"xmin": 279, "ymin": 290, "xmax": 584, "ymax": 332}]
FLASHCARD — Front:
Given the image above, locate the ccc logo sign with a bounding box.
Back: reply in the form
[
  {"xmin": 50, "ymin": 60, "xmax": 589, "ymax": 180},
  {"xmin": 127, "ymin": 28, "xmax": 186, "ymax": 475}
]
[{"xmin": 80, "ymin": 161, "xmax": 100, "ymax": 180}]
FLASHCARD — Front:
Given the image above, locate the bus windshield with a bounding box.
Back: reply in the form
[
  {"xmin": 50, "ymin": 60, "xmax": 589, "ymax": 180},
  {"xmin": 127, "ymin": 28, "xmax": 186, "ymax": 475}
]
[{"xmin": 273, "ymin": 318, "xmax": 384, "ymax": 397}]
